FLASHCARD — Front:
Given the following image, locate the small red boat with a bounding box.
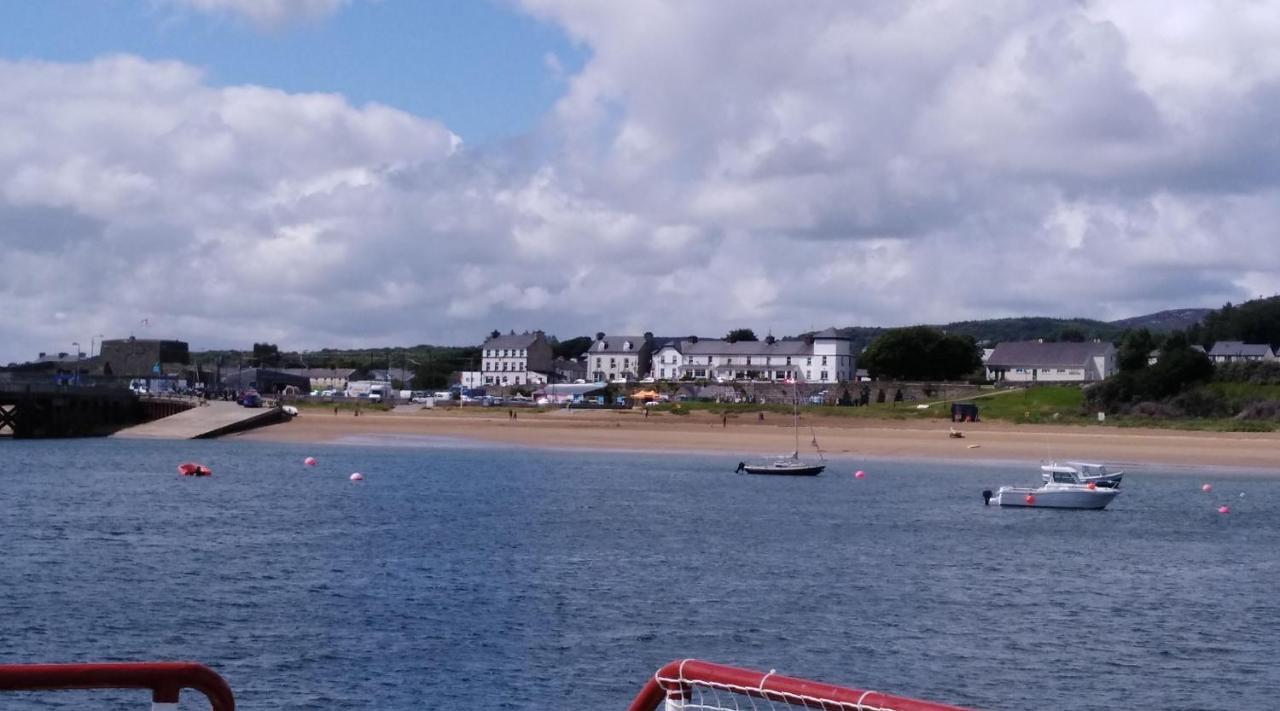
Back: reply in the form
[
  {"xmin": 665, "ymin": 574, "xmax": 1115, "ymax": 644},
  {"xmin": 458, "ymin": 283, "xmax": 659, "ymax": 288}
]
[{"xmin": 177, "ymin": 462, "xmax": 212, "ymax": 477}]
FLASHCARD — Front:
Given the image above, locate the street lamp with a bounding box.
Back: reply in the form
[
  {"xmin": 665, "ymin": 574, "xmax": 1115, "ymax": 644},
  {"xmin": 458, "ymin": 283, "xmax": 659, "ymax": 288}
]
[{"xmin": 71, "ymin": 342, "xmax": 81, "ymax": 385}]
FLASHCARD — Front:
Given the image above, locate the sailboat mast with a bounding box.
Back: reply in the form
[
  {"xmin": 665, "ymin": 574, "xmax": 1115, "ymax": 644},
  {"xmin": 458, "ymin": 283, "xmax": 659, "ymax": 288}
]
[{"xmin": 794, "ymin": 377, "xmax": 799, "ymax": 455}]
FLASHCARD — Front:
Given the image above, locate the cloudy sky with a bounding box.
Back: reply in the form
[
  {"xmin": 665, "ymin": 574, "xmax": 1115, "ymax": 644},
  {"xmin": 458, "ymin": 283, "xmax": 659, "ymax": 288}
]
[{"xmin": 2, "ymin": 0, "xmax": 1278, "ymax": 362}]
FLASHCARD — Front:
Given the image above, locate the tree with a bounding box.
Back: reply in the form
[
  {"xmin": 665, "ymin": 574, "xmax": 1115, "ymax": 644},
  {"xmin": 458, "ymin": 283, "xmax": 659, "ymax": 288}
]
[
  {"xmin": 725, "ymin": 328, "xmax": 758, "ymax": 343},
  {"xmin": 1117, "ymin": 328, "xmax": 1156, "ymax": 372},
  {"xmin": 859, "ymin": 326, "xmax": 982, "ymax": 380},
  {"xmin": 551, "ymin": 336, "xmax": 593, "ymax": 360},
  {"xmin": 1057, "ymin": 326, "xmax": 1087, "ymax": 342},
  {"xmin": 251, "ymin": 342, "xmax": 280, "ymax": 368}
]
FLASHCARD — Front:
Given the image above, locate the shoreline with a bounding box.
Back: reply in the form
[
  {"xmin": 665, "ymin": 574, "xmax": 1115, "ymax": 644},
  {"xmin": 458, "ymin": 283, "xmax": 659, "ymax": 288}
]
[{"xmin": 231, "ymin": 407, "xmax": 1280, "ymax": 475}]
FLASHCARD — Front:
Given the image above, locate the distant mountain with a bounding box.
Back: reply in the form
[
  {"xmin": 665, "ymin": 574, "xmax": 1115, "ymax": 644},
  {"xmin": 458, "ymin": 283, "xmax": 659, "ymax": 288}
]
[
  {"xmin": 820, "ymin": 308, "xmax": 1209, "ymax": 348},
  {"xmin": 1108, "ymin": 308, "xmax": 1212, "ymax": 333}
]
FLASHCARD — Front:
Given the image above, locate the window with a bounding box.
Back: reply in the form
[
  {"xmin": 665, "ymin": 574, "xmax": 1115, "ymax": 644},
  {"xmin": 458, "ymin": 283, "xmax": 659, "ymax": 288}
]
[
  {"xmin": 746, "ymin": 357, "xmax": 752, "ymax": 365},
  {"xmin": 660, "ymin": 368, "xmax": 666, "ymax": 378},
  {"xmin": 726, "ymin": 358, "xmax": 733, "ymax": 365},
  {"xmin": 806, "ymin": 370, "xmax": 812, "ymax": 379},
  {"xmin": 820, "ymin": 371, "xmax": 828, "ymax": 381},
  {"xmin": 821, "ymin": 356, "xmax": 827, "ymax": 365},
  {"xmin": 786, "ymin": 356, "xmax": 791, "ymax": 365},
  {"xmin": 806, "ymin": 357, "xmax": 812, "ymax": 365}
]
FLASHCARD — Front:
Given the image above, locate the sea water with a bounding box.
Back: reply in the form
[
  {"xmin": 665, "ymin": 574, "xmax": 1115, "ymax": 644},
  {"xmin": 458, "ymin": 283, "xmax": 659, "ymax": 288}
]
[{"xmin": 1, "ymin": 437, "xmax": 1278, "ymax": 710}]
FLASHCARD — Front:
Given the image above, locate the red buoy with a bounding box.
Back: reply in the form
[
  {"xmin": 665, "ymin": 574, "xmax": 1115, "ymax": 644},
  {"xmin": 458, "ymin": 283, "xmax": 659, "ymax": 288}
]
[
  {"xmin": 350, "ymin": 472, "xmax": 364, "ymax": 482},
  {"xmin": 1201, "ymin": 483, "xmax": 1212, "ymax": 493},
  {"xmin": 854, "ymin": 470, "xmax": 865, "ymax": 479},
  {"xmin": 1218, "ymin": 505, "xmax": 1230, "ymax": 514},
  {"xmin": 304, "ymin": 457, "xmax": 317, "ymax": 467},
  {"xmin": 1086, "ymin": 482, "xmax": 1097, "ymax": 490},
  {"xmin": 1024, "ymin": 494, "xmax": 1035, "ymax": 505}
]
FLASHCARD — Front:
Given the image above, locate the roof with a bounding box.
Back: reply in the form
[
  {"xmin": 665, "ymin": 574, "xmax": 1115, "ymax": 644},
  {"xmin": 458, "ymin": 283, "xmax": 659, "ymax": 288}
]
[
  {"xmin": 588, "ymin": 335, "xmax": 648, "ymax": 354},
  {"xmin": 657, "ymin": 338, "xmax": 813, "ymax": 356},
  {"xmin": 483, "ymin": 332, "xmax": 543, "ymax": 349},
  {"xmin": 986, "ymin": 341, "xmax": 1115, "ymax": 368},
  {"xmin": 280, "ymin": 368, "xmax": 358, "ymax": 379},
  {"xmin": 810, "ymin": 327, "xmax": 851, "ymax": 340},
  {"xmin": 1208, "ymin": 341, "xmax": 1274, "ymax": 357}
]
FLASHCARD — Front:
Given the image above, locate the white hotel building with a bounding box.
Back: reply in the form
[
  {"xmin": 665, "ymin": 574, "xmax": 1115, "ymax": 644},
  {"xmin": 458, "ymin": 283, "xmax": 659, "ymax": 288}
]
[{"xmin": 651, "ymin": 329, "xmax": 854, "ymax": 384}]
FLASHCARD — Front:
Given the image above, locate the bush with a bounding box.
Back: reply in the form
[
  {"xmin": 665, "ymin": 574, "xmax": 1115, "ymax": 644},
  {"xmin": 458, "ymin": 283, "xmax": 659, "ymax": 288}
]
[
  {"xmin": 1235, "ymin": 400, "xmax": 1280, "ymax": 421},
  {"xmin": 1214, "ymin": 361, "xmax": 1280, "ymax": 385},
  {"xmin": 1168, "ymin": 389, "xmax": 1233, "ymax": 418},
  {"xmin": 1127, "ymin": 400, "xmax": 1184, "ymax": 418}
]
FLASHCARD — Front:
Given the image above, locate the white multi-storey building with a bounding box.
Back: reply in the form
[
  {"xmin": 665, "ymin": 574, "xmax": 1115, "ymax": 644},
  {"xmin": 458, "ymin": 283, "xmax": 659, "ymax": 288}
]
[{"xmin": 650, "ymin": 329, "xmax": 854, "ymax": 384}]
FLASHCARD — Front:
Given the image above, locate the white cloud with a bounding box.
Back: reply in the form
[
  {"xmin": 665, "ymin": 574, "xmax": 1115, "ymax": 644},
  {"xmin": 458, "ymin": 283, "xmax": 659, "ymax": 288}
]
[
  {"xmin": 160, "ymin": 0, "xmax": 350, "ymax": 29},
  {"xmin": 6, "ymin": 3, "xmax": 1280, "ymax": 362}
]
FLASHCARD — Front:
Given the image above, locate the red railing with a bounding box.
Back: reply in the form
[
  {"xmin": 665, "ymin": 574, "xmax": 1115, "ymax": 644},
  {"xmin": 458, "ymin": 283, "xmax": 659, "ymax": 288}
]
[
  {"xmin": 0, "ymin": 662, "xmax": 234, "ymax": 709},
  {"xmin": 628, "ymin": 659, "xmax": 974, "ymax": 711}
]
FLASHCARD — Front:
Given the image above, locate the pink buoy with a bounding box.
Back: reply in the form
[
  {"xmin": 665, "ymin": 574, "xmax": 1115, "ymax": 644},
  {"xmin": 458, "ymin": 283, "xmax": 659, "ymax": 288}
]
[
  {"xmin": 350, "ymin": 472, "xmax": 364, "ymax": 482},
  {"xmin": 1086, "ymin": 482, "xmax": 1097, "ymax": 490},
  {"xmin": 1201, "ymin": 483, "xmax": 1212, "ymax": 493},
  {"xmin": 1024, "ymin": 494, "xmax": 1035, "ymax": 505},
  {"xmin": 854, "ymin": 470, "xmax": 865, "ymax": 479},
  {"xmin": 304, "ymin": 457, "xmax": 317, "ymax": 467},
  {"xmin": 1218, "ymin": 505, "xmax": 1229, "ymax": 514}
]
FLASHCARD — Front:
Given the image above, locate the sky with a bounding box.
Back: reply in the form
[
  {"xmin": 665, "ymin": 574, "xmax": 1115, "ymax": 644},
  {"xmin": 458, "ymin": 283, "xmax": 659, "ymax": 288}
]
[{"xmin": 2, "ymin": 0, "xmax": 1279, "ymax": 362}]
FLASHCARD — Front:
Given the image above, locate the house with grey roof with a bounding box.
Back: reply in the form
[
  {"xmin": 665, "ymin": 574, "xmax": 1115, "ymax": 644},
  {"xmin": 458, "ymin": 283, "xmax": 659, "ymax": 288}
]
[
  {"xmin": 1207, "ymin": 341, "xmax": 1276, "ymax": 364},
  {"xmin": 479, "ymin": 331, "xmax": 554, "ymax": 386},
  {"xmin": 585, "ymin": 333, "xmax": 653, "ymax": 382},
  {"xmin": 280, "ymin": 367, "xmax": 360, "ymax": 391},
  {"xmin": 651, "ymin": 328, "xmax": 854, "ymax": 384},
  {"xmin": 985, "ymin": 340, "xmax": 1116, "ymax": 382}
]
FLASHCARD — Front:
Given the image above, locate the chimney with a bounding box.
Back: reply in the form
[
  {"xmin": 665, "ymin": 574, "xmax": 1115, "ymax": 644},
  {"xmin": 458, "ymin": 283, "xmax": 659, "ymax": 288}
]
[
  {"xmin": 595, "ymin": 331, "xmax": 605, "ymax": 341},
  {"xmin": 38, "ymin": 352, "xmax": 46, "ymax": 359}
]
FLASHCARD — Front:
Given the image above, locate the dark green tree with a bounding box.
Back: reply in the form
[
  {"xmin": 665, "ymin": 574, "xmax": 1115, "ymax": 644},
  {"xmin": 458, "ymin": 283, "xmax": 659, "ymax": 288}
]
[
  {"xmin": 251, "ymin": 342, "xmax": 280, "ymax": 367},
  {"xmin": 725, "ymin": 328, "xmax": 758, "ymax": 343},
  {"xmin": 1057, "ymin": 326, "xmax": 1088, "ymax": 342},
  {"xmin": 859, "ymin": 326, "xmax": 982, "ymax": 380},
  {"xmin": 551, "ymin": 336, "xmax": 593, "ymax": 360},
  {"xmin": 1117, "ymin": 328, "xmax": 1156, "ymax": 372}
]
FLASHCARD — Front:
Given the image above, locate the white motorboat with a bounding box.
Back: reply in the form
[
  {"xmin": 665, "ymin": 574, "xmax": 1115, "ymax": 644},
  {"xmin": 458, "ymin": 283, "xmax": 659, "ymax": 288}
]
[
  {"xmin": 1040, "ymin": 461, "xmax": 1123, "ymax": 488},
  {"xmin": 987, "ymin": 480, "xmax": 1120, "ymax": 510}
]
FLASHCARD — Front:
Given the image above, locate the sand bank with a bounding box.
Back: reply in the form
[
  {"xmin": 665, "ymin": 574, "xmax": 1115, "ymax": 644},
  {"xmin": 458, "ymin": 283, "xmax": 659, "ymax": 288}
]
[{"xmin": 232, "ymin": 407, "xmax": 1280, "ymax": 473}]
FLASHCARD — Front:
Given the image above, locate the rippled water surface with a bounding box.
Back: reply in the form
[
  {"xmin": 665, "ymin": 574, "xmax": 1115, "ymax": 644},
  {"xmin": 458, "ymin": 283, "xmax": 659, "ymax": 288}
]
[{"xmin": 2, "ymin": 438, "xmax": 1278, "ymax": 710}]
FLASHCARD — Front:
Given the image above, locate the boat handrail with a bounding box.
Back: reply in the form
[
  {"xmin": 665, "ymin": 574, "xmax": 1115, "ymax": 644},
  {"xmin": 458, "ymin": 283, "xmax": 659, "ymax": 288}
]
[
  {"xmin": 627, "ymin": 659, "xmax": 973, "ymax": 711},
  {"xmin": 0, "ymin": 661, "xmax": 234, "ymax": 710}
]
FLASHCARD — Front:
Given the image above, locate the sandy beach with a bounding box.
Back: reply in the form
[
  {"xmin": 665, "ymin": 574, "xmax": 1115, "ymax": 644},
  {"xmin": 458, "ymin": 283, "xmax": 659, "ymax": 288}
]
[{"xmin": 234, "ymin": 406, "xmax": 1280, "ymax": 473}]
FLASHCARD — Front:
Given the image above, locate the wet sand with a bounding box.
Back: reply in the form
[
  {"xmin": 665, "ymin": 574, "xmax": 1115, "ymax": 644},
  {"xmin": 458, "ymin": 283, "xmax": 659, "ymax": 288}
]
[{"xmin": 233, "ymin": 407, "xmax": 1280, "ymax": 474}]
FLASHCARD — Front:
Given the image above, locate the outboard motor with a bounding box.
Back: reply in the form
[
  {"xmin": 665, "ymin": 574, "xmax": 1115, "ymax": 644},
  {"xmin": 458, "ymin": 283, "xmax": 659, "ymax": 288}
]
[
  {"xmin": 982, "ymin": 489, "xmax": 993, "ymax": 506},
  {"xmin": 735, "ymin": 462, "xmax": 746, "ymax": 474}
]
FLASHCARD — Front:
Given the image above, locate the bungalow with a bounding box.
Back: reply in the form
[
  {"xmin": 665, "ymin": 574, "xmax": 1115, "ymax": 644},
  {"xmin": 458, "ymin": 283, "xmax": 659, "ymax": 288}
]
[
  {"xmin": 985, "ymin": 340, "xmax": 1116, "ymax": 382},
  {"xmin": 1207, "ymin": 341, "xmax": 1276, "ymax": 364},
  {"xmin": 280, "ymin": 368, "xmax": 360, "ymax": 392}
]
